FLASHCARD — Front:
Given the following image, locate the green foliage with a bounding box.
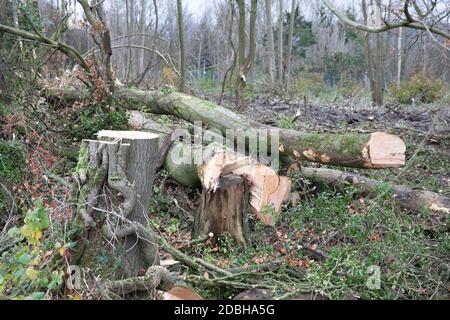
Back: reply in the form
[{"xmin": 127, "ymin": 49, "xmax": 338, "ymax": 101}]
[
  {"xmin": 323, "ymin": 50, "xmax": 366, "ymax": 86},
  {"xmin": 0, "ymin": 140, "xmax": 27, "ymax": 183},
  {"xmin": 196, "ymin": 76, "xmax": 222, "ymax": 94},
  {"xmin": 284, "ymin": 184, "xmax": 450, "ymax": 299},
  {"xmin": 337, "ymin": 73, "xmax": 365, "ymax": 98},
  {"xmin": 389, "ymin": 69, "xmax": 447, "ymax": 104},
  {"xmin": 280, "ymin": 7, "xmax": 317, "ymax": 59},
  {"xmin": 0, "ymin": 140, "xmax": 28, "ymax": 217},
  {"xmin": 277, "ymin": 115, "xmax": 296, "ymax": 129},
  {"xmin": 70, "ymin": 106, "xmax": 129, "ymax": 141},
  {"xmin": 292, "ymin": 72, "xmax": 326, "ymax": 97},
  {"xmin": 0, "ymin": 199, "xmax": 65, "ymax": 299}
]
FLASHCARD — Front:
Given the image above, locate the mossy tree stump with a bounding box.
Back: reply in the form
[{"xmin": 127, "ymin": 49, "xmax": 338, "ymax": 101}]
[
  {"xmin": 193, "ymin": 174, "xmax": 249, "ymax": 246},
  {"xmin": 72, "ymin": 131, "xmax": 160, "ymax": 279}
]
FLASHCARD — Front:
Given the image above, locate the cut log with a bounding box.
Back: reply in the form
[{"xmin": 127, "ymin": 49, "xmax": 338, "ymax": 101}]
[
  {"xmin": 298, "ymin": 166, "xmax": 450, "ymax": 214},
  {"xmin": 193, "ymin": 174, "xmax": 249, "ymax": 245},
  {"xmin": 47, "ymin": 88, "xmax": 406, "ymax": 169},
  {"xmin": 72, "ymin": 131, "xmax": 160, "ymax": 279}
]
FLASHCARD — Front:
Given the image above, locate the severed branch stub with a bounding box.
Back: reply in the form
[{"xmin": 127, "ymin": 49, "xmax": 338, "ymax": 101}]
[{"xmin": 72, "ymin": 131, "xmax": 160, "ymax": 279}]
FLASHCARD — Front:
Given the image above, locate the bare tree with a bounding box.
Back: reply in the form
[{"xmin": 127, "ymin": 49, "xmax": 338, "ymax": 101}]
[
  {"xmin": 125, "ymin": 0, "xmax": 132, "ymax": 83},
  {"xmin": 265, "ymin": 0, "xmax": 275, "ymax": 82},
  {"xmin": 285, "ymin": 0, "xmax": 297, "ymax": 85},
  {"xmin": 397, "ymin": 27, "xmax": 403, "ymax": 88},
  {"xmin": 323, "ymin": 0, "xmax": 450, "ymax": 40},
  {"xmin": 374, "ymin": 0, "xmax": 384, "ymax": 105},
  {"xmin": 177, "ymin": 0, "xmax": 186, "ymax": 92},
  {"xmin": 235, "ymin": 0, "xmax": 258, "ymax": 112},
  {"xmin": 277, "ymin": 0, "xmax": 284, "ymax": 83}
]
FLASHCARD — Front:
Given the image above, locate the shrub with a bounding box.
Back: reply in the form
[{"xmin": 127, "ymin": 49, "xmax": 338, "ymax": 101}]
[
  {"xmin": 390, "ymin": 70, "xmax": 446, "ymax": 104},
  {"xmin": 338, "ymin": 74, "xmax": 364, "ymax": 98},
  {"xmin": 70, "ymin": 106, "xmax": 129, "ymax": 141},
  {"xmin": 0, "ymin": 141, "xmax": 28, "ymax": 219},
  {"xmin": 0, "ymin": 198, "xmax": 65, "ymax": 299},
  {"xmin": 277, "ymin": 115, "xmax": 297, "ymax": 129},
  {"xmin": 292, "ymin": 72, "xmax": 326, "ymax": 97}
]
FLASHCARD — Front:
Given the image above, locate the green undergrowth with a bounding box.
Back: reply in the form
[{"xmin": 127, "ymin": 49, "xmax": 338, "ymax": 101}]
[{"xmin": 149, "ymin": 164, "xmax": 449, "ymax": 300}]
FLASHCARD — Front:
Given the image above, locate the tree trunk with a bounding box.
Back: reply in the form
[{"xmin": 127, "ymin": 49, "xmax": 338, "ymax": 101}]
[
  {"xmin": 397, "ymin": 27, "xmax": 403, "ymax": 89},
  {"xmin": 72, "ymin": 131, "xmax": 160, "ymax": 279},
  {"xmin": 139, "ymin": 0, "xmax": 147, "ymax": 73},
  {"xmin": 177, "ymin": 0, "xmax": 186, "ymax": 92},
  {"xmin": 0, "ymin": 0, "xmax": 7, "ymax": 44},
  {"xmin": 285, "ymin": 0, "xmax": 296, "ymax": 85},
  {"xmin": 374, "ymin": 0, "xmax": 384, "ymax": 105},
  {"xmin": 298, "ymin": 167, "xmax": 450, "ymax": 214},
  {"xmin": 235, "ymin": 0, "xmax": 257, "ymax": 112},
  {"xmin": 362, "ymin": 0, "xmax": 376, "ymax": 105},
  {"xmin": 277, "ymin": 0, "xmax": 284, "ymax": 83},
  {"xmin": 265, "ymin": 0, "xmax": 275, "ymax": 83},
  {"xmin": 11, "ymin": 0, "xmax": 22, "ymax": 53},
  {"xmin": 125, "ymin": 0, "xmax": 132, "ymax": 84},
  {"xmin": 193, "ymin": 174, "xmax": 249, "ymax": 245},
  {"xmin": 48, "ymin": 87, "xmax": 407, "ymax": 169}
]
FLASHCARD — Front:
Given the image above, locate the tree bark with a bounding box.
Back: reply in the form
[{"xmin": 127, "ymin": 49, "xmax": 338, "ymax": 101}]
[
  {"xmin": 264, "ymin": 0, "xmax": 275, "ymax": 83},
  {"xmin": 193, "ymin": 174, "xmax": 249, "ymax": 245},
  {"xmin": 177, "ymin": 0, "xmax": 186, "ymax": 92},
  {"xmin": 277, "ymin": 0, "xmax": 284, "ymax": 83},
  {"xmin": 125, "ymin": 0, "xmax": 133, "ymax": 84},
  {"xmin": 235, "ymin": 0, "xmax": 258, "ymax": 112},
  {"xmin": 139, "ymin": 0, "xmax": 147, "ymax": 73},
  {"xmin": 11, "ymin": 0, "xmax": 22, "ymax": 53},
  {"xmin": 285, "ymin": 0, "xmax": 296, "ymax": 85},
  {"xmin": 362, "ymin": 0, "xmax": 376, "ymax": 105},
  {"xmin": 374, "ymin": 0, "xmax": 384, "ymax": 106},
  {"xmin": 72, "ymin": 132, "xmax": 160, "ymax": 279},
  {"xmin": 397, "ymin": 27, "xmax": 403, "ymax": 89}
]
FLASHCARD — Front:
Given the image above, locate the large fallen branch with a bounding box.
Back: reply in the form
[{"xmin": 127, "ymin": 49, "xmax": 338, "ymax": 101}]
[
  {"xmin": 298, "ymin": 167, "xmax": 450, "ymax": 214},
  {"xmin": 46, "ymin": 87, "xmax": 406, "ymax": 169}
]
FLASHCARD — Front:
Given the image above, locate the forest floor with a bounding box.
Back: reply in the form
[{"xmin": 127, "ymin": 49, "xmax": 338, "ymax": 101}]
[
  {"xmin": 1, "ymin": 91, "xmax": 449, "ymax": 300},
  {"xmin": 149, "ymin": 94, "xmax": 450, "ymax": 300}
]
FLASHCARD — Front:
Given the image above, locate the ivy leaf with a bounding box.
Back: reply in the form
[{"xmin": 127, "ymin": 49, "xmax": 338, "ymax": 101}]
[
  {"xmin": 25, "ymin": 267, "xmax": 39, "ymax": 281},
  {"xmin": 25, "ymin": 292, "xmax": 45, "ymax": 300},
  {"xmin": 16, "ymin": 253, "xmax": 32, "ymax": 265}
]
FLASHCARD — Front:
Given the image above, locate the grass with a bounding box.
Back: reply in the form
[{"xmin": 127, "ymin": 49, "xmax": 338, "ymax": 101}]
[{"xmin": 142, "ymin": 102, "xmax": 450, "ymax": 300}]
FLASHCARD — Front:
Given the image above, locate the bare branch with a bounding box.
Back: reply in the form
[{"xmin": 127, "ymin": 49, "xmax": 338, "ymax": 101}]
[{"xmin": 323, "ymin": 0, "xmax": 450, "ymax": 39}]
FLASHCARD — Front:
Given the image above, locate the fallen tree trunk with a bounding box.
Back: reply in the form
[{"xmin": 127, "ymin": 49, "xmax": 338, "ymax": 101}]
[
  {"xmin": 46, "ymin": 87, "xmax": 406, "ymax": 169},
  {"xmin": 298, "ymin": 166, "xmax": 450, "ymax": 214}
]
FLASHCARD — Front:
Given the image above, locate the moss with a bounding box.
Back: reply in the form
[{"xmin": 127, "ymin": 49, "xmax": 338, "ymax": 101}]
[
  {"xmin": 300, "ymin": 133, "xmax": 368, "ymax": 158},
  {"xmin": 75, "ymin": 142, "xmax": 89, "ymax": 176}
]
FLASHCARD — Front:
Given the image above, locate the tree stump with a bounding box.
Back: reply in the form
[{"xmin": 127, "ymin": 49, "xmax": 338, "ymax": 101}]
[
  {"xmin": 72, "ymin": 131, "xmax": 160, "ymax": 279},
  {"xmin": 193, "ymin": 174, "xmax": 249, "ymax": 246}
]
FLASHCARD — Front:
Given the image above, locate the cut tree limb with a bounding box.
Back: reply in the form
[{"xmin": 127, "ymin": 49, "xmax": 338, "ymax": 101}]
[{"xmin": 298, "ymin": 166, "xmax": 450, "ymax": 214}]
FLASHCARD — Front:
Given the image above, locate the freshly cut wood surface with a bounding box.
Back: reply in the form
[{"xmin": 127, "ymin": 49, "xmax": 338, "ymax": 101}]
[
  {"xmin": 162, "ymin": 286, "xmax": 203, "ymax": 300},
  {"xmin": 199, "ymin": 146, "xmax": 291, "ymax": 225}
]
